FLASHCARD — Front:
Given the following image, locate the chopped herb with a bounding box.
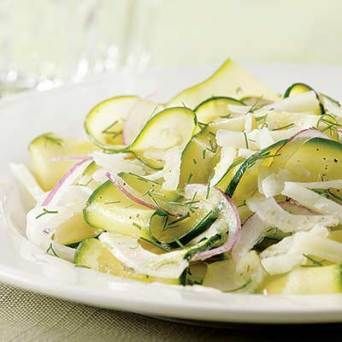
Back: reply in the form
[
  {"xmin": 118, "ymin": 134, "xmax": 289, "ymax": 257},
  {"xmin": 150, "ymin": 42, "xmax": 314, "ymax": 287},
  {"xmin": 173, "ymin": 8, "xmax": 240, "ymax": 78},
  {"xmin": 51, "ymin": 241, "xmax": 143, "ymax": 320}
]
[
  {"xmin": 198, "ymin": 122, "xmax": 209, "ymax": 129},
  {"xmin": 227, "ymin": 279, "xmax": 252, "ymax": 292},
  {"xmin": 206, "ymin": 183, "xmax": 211, "ymax": 199},
  {"xmin": 35, "ymin": 208, "xmax": 58, "ymax": 219},
  {"xmin": 243, "ymin": 132, "xmax": 249, "ymax": 149},
  {"xmin": 133, "ymin": 173, "xmax": 159, "ymax": 185},
  {"xmin": 187, "ymin": 173, "xmax": 193, "ymax": 183},
  {"xmin": 235, "ymin": 86, "xmax": 243, "ymax": 94},
  {"xmin": 193, "ymin": 158, "xmax": 197, "ymax": 165},
  {"xmin": 156, "ymin": 208, "xmax": 169, "ymax": 216},
  {"xmin": 43, "ymin": 133, "xmax": 63, "ymax": 146},
  {"xmin": 140, "ymin": 237, "xmax": 170, "ymax": 252},
  {"xmin": 207, "ymin": 135, "xmax": 218, "ymax": 154},
  {"xmin": 312, "ymin": 188, "xmax": 342, "ymax": 205},
  {"xmin": 255, "ymin": 114, "xmax": 268, "ymax": 129},
  {"xmin": 272, "ymin": 123, "xmax": 295, "ymax": 131},
  {"xmin": 101, "ymin": 120, "xmax": 119, "ymax": 134},
  {"xmin": 302, "ymin": 254, "xmax": 323, "ymax": 267},
  {"xmin": 202, "ymin": 149, "xmax": 207, "ymax": 159},
  {"xmin": 167, "ymin": 213, "xmax": 190, "ymax": 228},
  {"xmin": 104, "ymin": 200, "xmax": 121, "ymax": 205},
  {"xmin": 76, "ymin": 178, "xmax": 92, "ymax": 187},
  {"xmin": 132, "ymin": 222, "xmax": 142, "ymax": 230},
  {"xmin": 46, "ymin": 243, "xmax": 58, "ymax": 257},
  {"xmin": 174, "ymin": 239, "xmax": 185, "ymax": 248},
  {"xmin": 219, "ymin": 113, "xmax": 231, "ymax": 119},
  {"xmin": 162, "ymin": 215, "xmax": 169, "ymax": 230}
]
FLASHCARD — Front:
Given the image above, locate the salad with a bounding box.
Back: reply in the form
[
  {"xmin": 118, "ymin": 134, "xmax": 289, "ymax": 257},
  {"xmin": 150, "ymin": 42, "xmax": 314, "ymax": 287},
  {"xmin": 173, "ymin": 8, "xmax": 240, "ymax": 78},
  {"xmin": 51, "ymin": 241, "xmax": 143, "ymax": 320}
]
[{"xmin": 11, "ymin": 59, "xmax": 342, "ymax": 294}]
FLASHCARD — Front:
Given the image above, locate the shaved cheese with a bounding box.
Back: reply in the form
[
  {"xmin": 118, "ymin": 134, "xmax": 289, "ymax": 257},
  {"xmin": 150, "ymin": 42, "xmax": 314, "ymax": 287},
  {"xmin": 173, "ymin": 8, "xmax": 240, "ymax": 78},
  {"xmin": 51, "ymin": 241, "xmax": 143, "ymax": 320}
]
[
  {"xmin": 144, "ymin": 147, "xmax": 182, "ymax": 191},
  {"xmin": 232, "ymin": 214, "xmax": 268, "ymax": 260},
  {"xmin": 227, "ymin": 104, "xmax": 252, "ymax": 116},
  {"xmin": 99, "ymin": 232, "xmax": 188, "ymax": 279},
  {"xmin": 261, "ymin": 226, "xmax": 329, "ymax": 274},
  {"xmin": 92, "ymin": 151, "xmax": 146, "ymax": 176},
  {"xmin": 160, "ymin": 147, "xmax": 182, "ymax": 190},
  {"xmin": 123, "ymin": 99, "xmax": 162, "ymax": 145},
  {"xmin": 247, "ymin": 196, "xmax": 338, "ymax": 232},
  {"xmin": 238, "ymin": 148, "xmax": 254, "ymax": 158},
  {"xmin": 282, "ymin": 182, "xmax": 342, "ymax": 222},
  {"xmin": 290, "ymin": 179, "xmax": 342, "ymax": 190},
  {"xmin": 216, "ymin": 130, "xmax": 257, "ymax": 150},
  {"xmin": 210, "ymin": 116, "xmax": 246, "ymax": 132},
  {"xmin": 10, "ymin": 163, "xmax": 45, "ymax": 202},
  {"xmin": 244, "ymin": 113, "xmax": 254, "ymax": 132},
  {"xmin": 210, "ymin": 146, "xmax": 236, "ymax": 186},
  {"xmin": 255, "ymin": 91, "xmax": 320, "ymax": 115}
]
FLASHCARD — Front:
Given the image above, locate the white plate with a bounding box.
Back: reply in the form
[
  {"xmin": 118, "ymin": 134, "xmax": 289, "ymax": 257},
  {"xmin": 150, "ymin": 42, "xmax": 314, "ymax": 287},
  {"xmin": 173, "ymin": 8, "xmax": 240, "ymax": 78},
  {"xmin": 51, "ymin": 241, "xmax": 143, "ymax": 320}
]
[{"xmin": 0, "ymin": 63, "xmax": 342, "ymax": 324}]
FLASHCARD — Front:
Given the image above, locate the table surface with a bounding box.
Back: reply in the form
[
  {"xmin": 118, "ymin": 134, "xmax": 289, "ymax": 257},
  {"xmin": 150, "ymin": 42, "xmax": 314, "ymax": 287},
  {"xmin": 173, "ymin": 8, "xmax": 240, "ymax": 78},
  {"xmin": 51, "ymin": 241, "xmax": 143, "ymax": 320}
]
[{"xmin": 1, "ymin": 283, "xmax": 342, "ymax": 342}]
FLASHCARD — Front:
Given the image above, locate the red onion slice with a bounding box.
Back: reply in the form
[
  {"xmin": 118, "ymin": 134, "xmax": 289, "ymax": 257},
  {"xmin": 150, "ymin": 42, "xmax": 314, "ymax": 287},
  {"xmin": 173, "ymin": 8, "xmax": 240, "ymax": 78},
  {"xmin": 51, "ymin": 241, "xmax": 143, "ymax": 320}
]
[
  {"xmin": 42, "ymin": 157, "xmax": 92, "ymax": 207},
  {"xmin": 106, "ymin": 172, "xmax": 156, "ymax": 210},
  {"xmin": 290, "ymin": 127, "xmax": 329, "ymax": 142},
  {"xmin": 106, "ymin": 172, "xmax": 187, "ymax": 216},
  {"xmin": 192, "ymin": 190, "xmax": 241, "ymax": 261},
  {"xmin": 50, "ymin": 155, "xmax": 89, "ymax": 162}
]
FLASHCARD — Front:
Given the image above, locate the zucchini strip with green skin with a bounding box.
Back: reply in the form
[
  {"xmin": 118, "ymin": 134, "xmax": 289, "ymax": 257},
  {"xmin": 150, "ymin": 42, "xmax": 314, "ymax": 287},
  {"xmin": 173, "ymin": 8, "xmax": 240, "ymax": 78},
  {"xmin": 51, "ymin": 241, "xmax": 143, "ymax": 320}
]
[
  {"xmin": 194, "ymin": 96, "xmax": 243, "ymax": 123},
  {"xmin": 84, "ymin": 95, "xmax": 139, "ymax": 151},
  {"xmin": 168, "ymin": 59, "xmax": 279, "ymax": 108},
  {"xmin": 129, "ymin": 107, "xmax": 197, "ymax": 169}
]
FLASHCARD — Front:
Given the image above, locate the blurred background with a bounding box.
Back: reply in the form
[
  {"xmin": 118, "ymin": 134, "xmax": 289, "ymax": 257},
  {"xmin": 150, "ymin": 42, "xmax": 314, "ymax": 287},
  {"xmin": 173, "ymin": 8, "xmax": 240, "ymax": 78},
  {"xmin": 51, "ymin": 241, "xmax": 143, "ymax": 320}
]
[{"xmin": 1, "ymin": 0, "xmax": 342, "ymax": 96}]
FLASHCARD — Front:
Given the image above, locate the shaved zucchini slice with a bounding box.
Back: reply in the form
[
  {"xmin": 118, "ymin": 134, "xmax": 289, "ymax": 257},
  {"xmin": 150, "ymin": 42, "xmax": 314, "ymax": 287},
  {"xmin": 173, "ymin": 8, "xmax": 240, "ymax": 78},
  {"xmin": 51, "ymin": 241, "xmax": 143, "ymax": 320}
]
[
  {"xmin": 226, "ymin": 137, "xmax": 342, "ymax": 206},
  {"xmin": 83, "ymin": 180, "xmax": 154, "ymax": 238},
  {"xmin": 282, "ymin": 137, "xmax": 342, "ymax": 182},
  {"xmin": 75, "ymin": 238, "xmax": 178, "ymax": 284},
  {"xmin": 149, "ymin": 208, "xmax": 217, "ymax": 247},
  {"xmin": 118, "ymin": 172, "xmax": 179, "ymax": 203},
  {"xmin": 215, "ymin": 157, "xmax": 244, "ymax": 192},
  {"xmin": 130, "ymin": 107, "xmax": 196, "ymax": 169},
  {"xmin": 77, "ymin": 161, "xmax": 99, "ymax": 189},
  {"xmin": 194, "ymin": 96, "xmax": 243, "ymax": 123},
  {"xmin": 241, "ymin": 96, "xmax": 273, "ymax": 109},
  {"xmin": 53, "ymin": 213, "xmax": 101, "ymax": 245},
  {"xmin": 264, "ymin": 265, "xmax": 342, "ymax": 294},
  {"xmin": 226, "ymin": 140, "xmax": 286, "ymax": 206},
  {"xmin": 85, "ymin": 95, "xmax": 137, "ymax": 149},
  {"xmin": 284, "ymin": 83, "xmax": 323, "ymax": 114},
  {"xmin": 284, "ymin": 82, "xmax": 314, "ymax": 98},
  {"xmin": 168, "ymin": 59, "xmax": 279, "ymax": 109},
  {"xmin": 179, "ymin": 127, "xmax": 220, "ymax": 188},
  {"xmin": 29, "ymin": 132, "xmax": 95, "ymax": 191}
]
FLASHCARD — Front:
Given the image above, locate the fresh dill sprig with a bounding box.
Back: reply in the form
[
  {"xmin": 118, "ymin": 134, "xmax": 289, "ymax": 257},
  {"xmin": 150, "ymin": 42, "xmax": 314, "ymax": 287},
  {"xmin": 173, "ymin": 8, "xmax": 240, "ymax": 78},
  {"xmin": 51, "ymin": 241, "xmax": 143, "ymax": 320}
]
[
  {"xmin": 35, "ymin": 208, "xmax": 58, "ymax": 219},
  {"xmin": 272, "ymin": 123, "xmax": 295, "ymax": 131},
  {"xmin": 132, "ymin": 222, "xmax": 142, "ymax": 230},
  {"xmin": 312, "ymin": 188, "xmax": 342, "ymax": 204},
  {"xmin": 102, "ymin": 120, "xmax": 119, "ymax": 134},
  {"xmin": 167, "ymin": 213, "xmax": 190, "ymax": 228},
  {"xmin": 42, "ymin": 133, "xmax": 63, "ymax": 146},
  {"xmin": 243, "ymin": 132, "xmax": 249, "ymax": 149},
  {"xmin": 228, "ymin": 279, "xmax": 252, "ymax": 292},
  {"xmin": 104, "ymin": 200, "xmax": 121, "ymax": 205},
  {"xmin": 255, "ymin": 114, "xmax": 268, "ymax": 129},
  {"xmin": 174, "ymin": 239, "xmax": 185, "ymax": 248},
  {"xmin": 302, "ymin": 254, "xmax": 323, "ymax": 267},
  {"xmin": 46, "ymin": 243, "xmax": 58, "ymax": 257}
]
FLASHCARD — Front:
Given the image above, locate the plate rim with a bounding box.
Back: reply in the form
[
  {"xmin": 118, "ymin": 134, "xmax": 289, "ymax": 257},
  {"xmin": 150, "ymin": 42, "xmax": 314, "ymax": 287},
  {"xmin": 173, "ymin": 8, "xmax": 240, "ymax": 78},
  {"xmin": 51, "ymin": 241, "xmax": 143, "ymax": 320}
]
[{"xmin": 1, "ymin": 63, "xmax": 342, "ymax": 324}]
